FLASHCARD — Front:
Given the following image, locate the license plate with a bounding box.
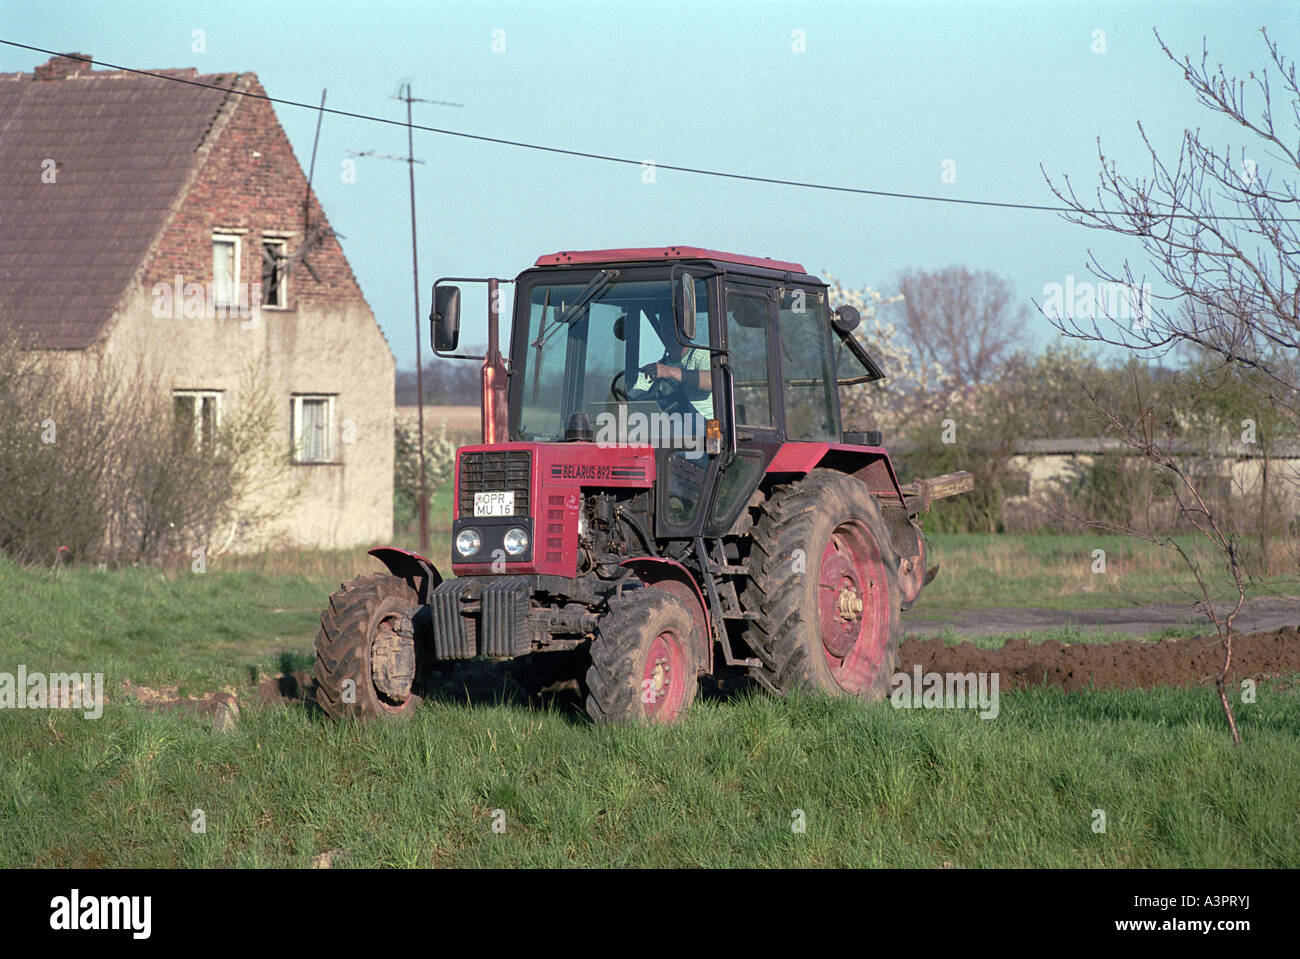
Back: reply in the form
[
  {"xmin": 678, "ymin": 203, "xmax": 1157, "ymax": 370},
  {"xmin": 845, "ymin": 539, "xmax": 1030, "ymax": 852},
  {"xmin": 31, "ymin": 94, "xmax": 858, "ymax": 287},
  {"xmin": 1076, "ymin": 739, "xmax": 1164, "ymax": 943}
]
[{"xmin": 473, "ymin": 491, "xmax": 514, "ymax": 517}]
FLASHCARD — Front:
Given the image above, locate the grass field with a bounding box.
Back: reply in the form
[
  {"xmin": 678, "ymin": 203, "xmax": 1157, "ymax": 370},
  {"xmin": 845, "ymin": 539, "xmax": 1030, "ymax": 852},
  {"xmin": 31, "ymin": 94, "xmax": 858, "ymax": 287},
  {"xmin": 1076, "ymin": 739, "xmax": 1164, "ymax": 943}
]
[
  {"xmin": 3, "ymin": 682, "xmax": 1297, "ymax": 868},
  {"xmin": 1, "ymin": 534, "xmax": 1297, "ymax": 868},
  {"xmin": 921, "ymin": 532, "xmax": 1298, "ymax": 615},
  {"xmin": 916, "ymin": 624, "xmax": 1213, "ymax": 650}
]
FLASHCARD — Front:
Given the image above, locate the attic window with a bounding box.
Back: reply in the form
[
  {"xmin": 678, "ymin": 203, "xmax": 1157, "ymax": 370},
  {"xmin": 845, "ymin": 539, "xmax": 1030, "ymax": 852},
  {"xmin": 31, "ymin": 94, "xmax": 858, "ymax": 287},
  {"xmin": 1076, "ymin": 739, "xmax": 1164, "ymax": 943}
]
[
  {"xmin": 262, "ymin": 238, "xmax": 288, "ymax": 308},
  {"xmin": 213, "ymin": 234, "xmax": 240, "ymax": 306}
]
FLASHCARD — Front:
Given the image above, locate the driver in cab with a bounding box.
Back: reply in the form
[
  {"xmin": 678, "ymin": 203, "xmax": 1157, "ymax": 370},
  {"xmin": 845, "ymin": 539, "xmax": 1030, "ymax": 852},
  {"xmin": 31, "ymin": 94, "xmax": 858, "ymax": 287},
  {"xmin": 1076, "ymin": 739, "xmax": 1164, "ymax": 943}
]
[{"xmin": 631, "ymin": 324, "xmax": 713, "ymax": 421}]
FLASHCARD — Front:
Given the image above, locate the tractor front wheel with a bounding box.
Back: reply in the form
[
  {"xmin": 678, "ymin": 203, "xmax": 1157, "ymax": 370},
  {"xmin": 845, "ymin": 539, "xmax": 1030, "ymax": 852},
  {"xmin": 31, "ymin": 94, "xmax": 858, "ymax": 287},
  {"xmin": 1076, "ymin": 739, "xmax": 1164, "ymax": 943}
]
[
  {"xmin": 313, "ymin": 573, "xmax": 426, "ymax": 720},
  {"xmin": 585, "ymin": 588, "xmax": 702, "ymax": 724}
]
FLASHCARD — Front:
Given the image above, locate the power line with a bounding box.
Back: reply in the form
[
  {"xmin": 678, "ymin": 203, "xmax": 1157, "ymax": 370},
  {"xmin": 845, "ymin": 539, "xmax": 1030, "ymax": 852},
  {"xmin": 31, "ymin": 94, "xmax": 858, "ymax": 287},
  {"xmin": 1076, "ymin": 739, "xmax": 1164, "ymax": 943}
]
[
  {"xmin": 348, "ymin": 149, "xmax": 426, "ymax": 164},
  {"xmin": 2, "ymin": 39, "xmax": 1296, "ymax": 224}
]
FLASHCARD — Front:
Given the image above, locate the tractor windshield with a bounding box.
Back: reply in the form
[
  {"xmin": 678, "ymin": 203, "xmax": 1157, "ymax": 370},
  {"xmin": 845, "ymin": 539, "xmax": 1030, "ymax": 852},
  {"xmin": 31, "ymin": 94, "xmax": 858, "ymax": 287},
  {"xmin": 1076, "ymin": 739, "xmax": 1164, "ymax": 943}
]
[{"xmin": 515, "ymin": 276, "xmax": 711, "ymax": 443}]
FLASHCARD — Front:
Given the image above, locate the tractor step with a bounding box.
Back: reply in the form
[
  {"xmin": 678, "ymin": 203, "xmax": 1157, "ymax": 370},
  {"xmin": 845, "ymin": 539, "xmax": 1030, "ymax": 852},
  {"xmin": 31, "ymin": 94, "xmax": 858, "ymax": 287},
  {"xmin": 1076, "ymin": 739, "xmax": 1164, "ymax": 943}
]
[
  {"xmin": 690, "ymin": 536, "xmax": 763, "ymax": 667},
  {"xmin": 721, "ymin": 649, "xmax": 763, "ymax": 668},
  {"xmin": 700, "ymin": 537, "xmax": 747, "ymax": 576}
]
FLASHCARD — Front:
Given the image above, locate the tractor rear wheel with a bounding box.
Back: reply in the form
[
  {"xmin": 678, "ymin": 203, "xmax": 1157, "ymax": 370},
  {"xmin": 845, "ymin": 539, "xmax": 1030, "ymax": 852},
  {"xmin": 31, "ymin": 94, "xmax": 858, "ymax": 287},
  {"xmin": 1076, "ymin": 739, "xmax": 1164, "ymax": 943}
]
[
  {"xmin": 740, "ymin": 469, "xmax": 901, "ymax": 700},
  {"xmin": 313, "ymin": 572, "xmax": 426, "ymax": 720},
  {"xmin": 585, "ymin": 588, "xmax": 702, "ymax": 724}
]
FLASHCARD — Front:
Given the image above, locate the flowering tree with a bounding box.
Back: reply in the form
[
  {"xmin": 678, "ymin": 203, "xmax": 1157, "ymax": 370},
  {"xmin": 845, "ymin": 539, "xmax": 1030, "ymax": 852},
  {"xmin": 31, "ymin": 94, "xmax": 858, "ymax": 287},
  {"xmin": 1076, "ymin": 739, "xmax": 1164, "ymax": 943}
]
[
  {"xmin": 393, "ymin": 419, "xmax": 457, "ymax": 530},
  {"xmin": 822, "ymin": 273, "xmax": 966, "ymax": 438}
]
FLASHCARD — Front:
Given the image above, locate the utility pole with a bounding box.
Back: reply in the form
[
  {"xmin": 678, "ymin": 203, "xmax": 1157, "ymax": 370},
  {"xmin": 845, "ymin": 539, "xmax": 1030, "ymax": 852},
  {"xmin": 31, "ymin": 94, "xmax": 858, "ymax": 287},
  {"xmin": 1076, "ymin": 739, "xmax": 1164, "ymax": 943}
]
[{"xmin": 349, "ymin": 83, "xmax": 462, "ymax": 553}]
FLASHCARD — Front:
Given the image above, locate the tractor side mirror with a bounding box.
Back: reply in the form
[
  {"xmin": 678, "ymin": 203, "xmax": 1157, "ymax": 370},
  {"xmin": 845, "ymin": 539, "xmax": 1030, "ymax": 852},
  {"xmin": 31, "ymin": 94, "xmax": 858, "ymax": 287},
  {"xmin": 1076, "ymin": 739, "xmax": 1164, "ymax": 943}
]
[
  {"xmin": 431, "ymin": 285, "xmax": 461, "ymax": 352},
  {"xmin": 675, "ymin": 272, "xmax": 697, "ymax": 342},
  {"xmin": 832, "ymin": 305, "xmax": 861, "ymax": 334}
]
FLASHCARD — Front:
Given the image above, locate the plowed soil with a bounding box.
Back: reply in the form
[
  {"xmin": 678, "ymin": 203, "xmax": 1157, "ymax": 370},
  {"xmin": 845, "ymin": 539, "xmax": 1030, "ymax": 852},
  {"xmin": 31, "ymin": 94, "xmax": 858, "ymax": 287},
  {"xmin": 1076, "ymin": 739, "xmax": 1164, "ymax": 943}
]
[
  {"xmin": 240, "ymin": 628, "xmax": 1300, "ymax": 712},
  {"xmin": 897, "ymin": 627, "xmax": 1300, "ymax": 692}
]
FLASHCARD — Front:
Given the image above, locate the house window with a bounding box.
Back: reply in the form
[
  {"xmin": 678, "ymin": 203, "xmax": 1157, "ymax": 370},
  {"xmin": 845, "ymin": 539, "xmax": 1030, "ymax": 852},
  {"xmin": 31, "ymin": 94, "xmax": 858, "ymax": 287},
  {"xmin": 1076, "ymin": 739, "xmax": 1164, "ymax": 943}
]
[
  {"xmin": 292, "ymin": 395, "xmax": 336, "ymax": 463},
  {"xmin": 173, "ymin": 390, "xmax": 222, "ymax": 452},
  {"xmin": 213, "ymin": 234, "xmax": 240, "ymax": 306},
  {"xmin": 262, "ymin": 238, "xmax": 288, "ymax": 308}
]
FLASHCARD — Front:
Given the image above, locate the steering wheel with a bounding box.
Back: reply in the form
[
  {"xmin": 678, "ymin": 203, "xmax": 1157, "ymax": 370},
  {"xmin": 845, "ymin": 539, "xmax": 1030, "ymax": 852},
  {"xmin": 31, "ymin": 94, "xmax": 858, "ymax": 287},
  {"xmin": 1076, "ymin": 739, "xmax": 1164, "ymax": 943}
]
[
  {"xmin": 610, "ymin": 366, "xmax": 689, "ymax": 411},
  {"xmin": 610, "ymin": 368, "xmax": 631, "ymax": 401}
]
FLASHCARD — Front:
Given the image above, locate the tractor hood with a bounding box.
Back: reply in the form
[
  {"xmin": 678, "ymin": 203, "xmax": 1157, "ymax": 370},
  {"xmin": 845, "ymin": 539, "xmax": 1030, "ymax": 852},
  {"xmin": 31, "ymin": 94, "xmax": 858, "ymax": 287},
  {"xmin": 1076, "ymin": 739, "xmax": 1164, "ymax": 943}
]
[{"xmin": 450, "ymin": 441, "xmax": 655, "ymax": 577}]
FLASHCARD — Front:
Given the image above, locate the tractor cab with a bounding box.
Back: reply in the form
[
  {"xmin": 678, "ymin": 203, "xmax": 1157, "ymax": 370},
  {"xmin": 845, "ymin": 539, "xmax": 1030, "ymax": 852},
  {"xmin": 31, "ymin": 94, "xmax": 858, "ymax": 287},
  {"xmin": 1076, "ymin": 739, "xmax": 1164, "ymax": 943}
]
[{"xmin": 432, "ymin": 248, "xmax": 889, "ymax": 543}]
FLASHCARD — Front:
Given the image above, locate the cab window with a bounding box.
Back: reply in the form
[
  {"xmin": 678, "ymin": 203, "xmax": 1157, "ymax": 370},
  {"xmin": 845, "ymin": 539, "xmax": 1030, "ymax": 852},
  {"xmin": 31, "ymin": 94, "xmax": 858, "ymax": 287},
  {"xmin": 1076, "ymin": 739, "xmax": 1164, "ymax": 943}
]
[{"xmin": 777, "ymin": 289, "xmax": 838, "ymax": 440}]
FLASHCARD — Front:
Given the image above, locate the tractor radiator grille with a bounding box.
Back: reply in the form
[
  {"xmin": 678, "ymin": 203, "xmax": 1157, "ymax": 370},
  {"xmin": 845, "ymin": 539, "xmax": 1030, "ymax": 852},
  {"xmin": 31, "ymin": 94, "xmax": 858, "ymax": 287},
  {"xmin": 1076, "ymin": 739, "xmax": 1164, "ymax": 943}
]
[{"xmin": 458, "ymin": 450, "xmax": 531, "ymax": 518}]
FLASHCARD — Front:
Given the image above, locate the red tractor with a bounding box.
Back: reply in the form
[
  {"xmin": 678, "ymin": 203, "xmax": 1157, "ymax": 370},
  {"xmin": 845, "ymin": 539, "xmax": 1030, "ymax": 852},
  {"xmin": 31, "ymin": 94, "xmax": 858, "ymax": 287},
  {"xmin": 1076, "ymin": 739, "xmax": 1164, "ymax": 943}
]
[{"xmin": 314, "ymin": 247, "xmax": 971, "ymax": 723}]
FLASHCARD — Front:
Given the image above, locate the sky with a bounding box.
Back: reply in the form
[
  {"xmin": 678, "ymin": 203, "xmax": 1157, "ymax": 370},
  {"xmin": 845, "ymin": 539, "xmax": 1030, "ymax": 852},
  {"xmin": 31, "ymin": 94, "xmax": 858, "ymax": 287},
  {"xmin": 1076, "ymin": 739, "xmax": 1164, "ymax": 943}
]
[{"xmin": 2, "ymin": 0, "xmax": 1296, "ymax": 370}]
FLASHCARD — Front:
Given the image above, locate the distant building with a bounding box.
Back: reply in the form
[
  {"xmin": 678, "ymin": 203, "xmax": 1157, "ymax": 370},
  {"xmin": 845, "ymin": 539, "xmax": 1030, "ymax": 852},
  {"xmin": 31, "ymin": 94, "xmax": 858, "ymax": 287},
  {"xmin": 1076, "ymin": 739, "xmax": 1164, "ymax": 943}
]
[
  {"xmin": 0, "ymin": 53, "xmax": 393, "ymax": 549},
  {"xmin": 1003, "ymin": 437, "xmax": 1300, "ymax": 528}
]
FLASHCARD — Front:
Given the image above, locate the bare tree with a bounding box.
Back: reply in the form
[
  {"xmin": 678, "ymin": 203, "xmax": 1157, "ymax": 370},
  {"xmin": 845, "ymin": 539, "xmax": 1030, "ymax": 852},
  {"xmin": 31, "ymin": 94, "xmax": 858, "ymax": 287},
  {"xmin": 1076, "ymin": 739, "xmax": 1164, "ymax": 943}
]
[
  {"xmin": 1042, "ymin": 27, "xmax": 1299, "ymax": 413},
  {"xmin": 894, "ymin": 266, "xmax": 1028, "ymax": 385},
  {"xmin": 0, "ymin": 328, "xmax": 296, "ymax": 567},
  {"xmin": 1041, "ymin": 28, "xmax": 1300, "ymax": 746},
  {"xmin": 1078, "ymin": 375, "xmax": 1245, "ymax": 748},
  {"xmin": 396, "ymin": 350, "xmax": 483, "ymax": 407}
]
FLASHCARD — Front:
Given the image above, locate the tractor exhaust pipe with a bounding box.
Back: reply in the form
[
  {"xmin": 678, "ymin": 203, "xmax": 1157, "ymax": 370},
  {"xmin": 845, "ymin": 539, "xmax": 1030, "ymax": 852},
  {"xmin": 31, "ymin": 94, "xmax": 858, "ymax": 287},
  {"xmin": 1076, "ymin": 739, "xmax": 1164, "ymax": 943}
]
[{"xmin": 482, "ymin": 277, "xmax": 509, "ymax": 445}]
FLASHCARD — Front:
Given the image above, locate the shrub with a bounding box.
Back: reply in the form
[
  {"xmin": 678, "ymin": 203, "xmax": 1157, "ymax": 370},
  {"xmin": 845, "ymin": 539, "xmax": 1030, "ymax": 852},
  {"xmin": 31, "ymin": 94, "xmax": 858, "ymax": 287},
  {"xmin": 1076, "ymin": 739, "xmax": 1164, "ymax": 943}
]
[{"xmin": 0, "ymin": 329, "xmax": 295, "ymax": 567}]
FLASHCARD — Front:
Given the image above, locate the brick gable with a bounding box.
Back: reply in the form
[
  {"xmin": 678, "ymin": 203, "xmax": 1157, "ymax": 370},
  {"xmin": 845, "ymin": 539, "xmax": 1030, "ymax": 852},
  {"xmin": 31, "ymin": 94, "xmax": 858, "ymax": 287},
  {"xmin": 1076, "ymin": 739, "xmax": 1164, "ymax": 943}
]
[{"xmin": 145, "ymin": 75, "xmax": 370, "ymax": 315}]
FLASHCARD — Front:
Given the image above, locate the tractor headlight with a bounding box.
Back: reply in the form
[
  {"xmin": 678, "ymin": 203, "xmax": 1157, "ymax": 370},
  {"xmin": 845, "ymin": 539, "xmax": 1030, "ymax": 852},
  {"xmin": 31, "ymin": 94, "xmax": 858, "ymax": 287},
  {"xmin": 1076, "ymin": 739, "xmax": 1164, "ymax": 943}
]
[
  {"xmin": 455, "ymin": 528, "xmax": 482, "ymax": 557},
  {"xmin": 503, "ymin": 527, "xmax": 529, "ymax": 556}
]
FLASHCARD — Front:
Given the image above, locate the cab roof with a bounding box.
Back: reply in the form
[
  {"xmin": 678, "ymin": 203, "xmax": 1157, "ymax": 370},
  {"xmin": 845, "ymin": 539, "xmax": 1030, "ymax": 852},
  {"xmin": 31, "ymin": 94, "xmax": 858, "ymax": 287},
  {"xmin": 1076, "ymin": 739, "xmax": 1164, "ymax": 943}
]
[{"xmin": 534, "ymin": 246, "xmax": 807, "ymax": 274}]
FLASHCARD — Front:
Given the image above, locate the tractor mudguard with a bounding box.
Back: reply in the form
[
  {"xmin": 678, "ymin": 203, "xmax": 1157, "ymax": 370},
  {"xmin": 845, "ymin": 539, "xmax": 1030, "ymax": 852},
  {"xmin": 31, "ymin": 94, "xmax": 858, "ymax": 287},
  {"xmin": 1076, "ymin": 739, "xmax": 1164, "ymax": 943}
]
[
  {"xmin": 619, "ymin": 556, "xmax": 713, "ymax": 673},
  {"xmin": 367, "ymin": 546, "xmax": 443, "ymax": 603},
  {"xmin": 766, "ymin": 441, "xmax": 908, "ymax": 507}
]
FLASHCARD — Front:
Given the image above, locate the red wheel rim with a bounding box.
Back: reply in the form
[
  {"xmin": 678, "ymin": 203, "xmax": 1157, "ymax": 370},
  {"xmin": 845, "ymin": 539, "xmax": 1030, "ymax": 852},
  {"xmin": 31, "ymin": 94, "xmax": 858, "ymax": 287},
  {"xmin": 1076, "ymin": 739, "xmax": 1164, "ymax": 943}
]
[
  {"xmin": 642, "ymin": 629, "xmax": 687, "ymax": 721},
  {"xmin": 816, "ymin": 520, "xmax": 891, "ymax": 691}
]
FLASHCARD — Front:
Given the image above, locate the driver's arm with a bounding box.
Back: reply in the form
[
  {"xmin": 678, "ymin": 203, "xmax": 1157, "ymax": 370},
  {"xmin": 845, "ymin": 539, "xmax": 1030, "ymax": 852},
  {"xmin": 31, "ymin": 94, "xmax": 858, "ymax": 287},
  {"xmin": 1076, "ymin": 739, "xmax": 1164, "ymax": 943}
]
[
  {"xmin": 647, "ymin": 364, "xmax": 708, "ymax": 390},
  {"xmin": 683, "ymin": 367, "xmax": 711, "ymax": 391},
  {"xmin": 678, "ymin": 348, "xmax": 711, "ymax": 391},
  {"xmin": 648, "ymin": 351, "xmax": 711, "ymax": 391}
]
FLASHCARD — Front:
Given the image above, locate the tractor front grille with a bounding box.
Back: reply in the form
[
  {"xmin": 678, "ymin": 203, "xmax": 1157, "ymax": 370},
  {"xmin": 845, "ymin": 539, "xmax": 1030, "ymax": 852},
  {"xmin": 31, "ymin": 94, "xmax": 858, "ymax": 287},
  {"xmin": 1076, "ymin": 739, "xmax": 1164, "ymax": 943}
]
[{"xmin": 457, "ymin": 450, "xmax": 531, "ymax": 518}]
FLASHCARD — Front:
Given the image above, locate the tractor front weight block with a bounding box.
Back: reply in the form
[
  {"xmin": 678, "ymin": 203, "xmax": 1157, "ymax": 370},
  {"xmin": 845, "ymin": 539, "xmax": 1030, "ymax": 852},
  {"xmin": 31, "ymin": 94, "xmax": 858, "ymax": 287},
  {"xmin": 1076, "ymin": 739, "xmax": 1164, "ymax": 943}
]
[{"xmin": 424, "ymin": 577, "xmax": 598, "ymax": 660}]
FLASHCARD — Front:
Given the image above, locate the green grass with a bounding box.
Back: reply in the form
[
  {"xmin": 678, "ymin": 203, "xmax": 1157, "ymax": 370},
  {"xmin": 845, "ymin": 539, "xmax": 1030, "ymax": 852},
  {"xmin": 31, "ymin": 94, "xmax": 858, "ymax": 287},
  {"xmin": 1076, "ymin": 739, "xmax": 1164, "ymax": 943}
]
[
  {"xmin": 2, "ymin": 538, "xmax": 1297, "ymax": 869},
  {"xmin": 0, "ymin": 554, "xmax": 333, "ymax": 692},
  {"xmin": 2, "ymin": 686, "xmax": 1296, "ymax": 868}
]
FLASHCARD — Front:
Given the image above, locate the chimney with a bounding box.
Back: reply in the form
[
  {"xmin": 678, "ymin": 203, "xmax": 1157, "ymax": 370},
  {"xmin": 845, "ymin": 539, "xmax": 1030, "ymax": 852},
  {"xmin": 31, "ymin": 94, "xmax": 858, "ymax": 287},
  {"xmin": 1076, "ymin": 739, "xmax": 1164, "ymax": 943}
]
[{"xmin": 34, "ymin": 53, "xmax": 92, "ymax": 81}]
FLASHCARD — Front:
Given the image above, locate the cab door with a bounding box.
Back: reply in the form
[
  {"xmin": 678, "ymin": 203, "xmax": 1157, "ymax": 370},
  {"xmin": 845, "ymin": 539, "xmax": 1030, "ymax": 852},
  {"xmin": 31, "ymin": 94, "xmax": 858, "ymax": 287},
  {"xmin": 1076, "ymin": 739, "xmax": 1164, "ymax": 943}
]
[
  {"xmin": 700, "ymin": 282, "xmax": 781, "ymax": 536},
  {"xmin": 653, "ymin": 276, "xmax": 721, "ymax": 538}
]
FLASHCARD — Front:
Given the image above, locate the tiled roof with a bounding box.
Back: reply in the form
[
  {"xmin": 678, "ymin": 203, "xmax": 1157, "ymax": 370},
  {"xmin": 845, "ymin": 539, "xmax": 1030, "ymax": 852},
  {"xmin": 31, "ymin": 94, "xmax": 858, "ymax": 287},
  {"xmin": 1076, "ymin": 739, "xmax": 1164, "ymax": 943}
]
[{"xmin": 0, "ymin": 56, "xmax": 239, "ymax": 348}]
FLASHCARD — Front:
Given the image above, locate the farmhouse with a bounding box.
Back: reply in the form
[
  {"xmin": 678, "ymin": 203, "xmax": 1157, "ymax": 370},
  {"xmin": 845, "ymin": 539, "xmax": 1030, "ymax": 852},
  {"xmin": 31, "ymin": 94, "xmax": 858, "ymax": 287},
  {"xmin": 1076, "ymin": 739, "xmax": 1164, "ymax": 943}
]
[{"xmin": 0, "ymin": 53, "xmax": 393, "ymax": 549}]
